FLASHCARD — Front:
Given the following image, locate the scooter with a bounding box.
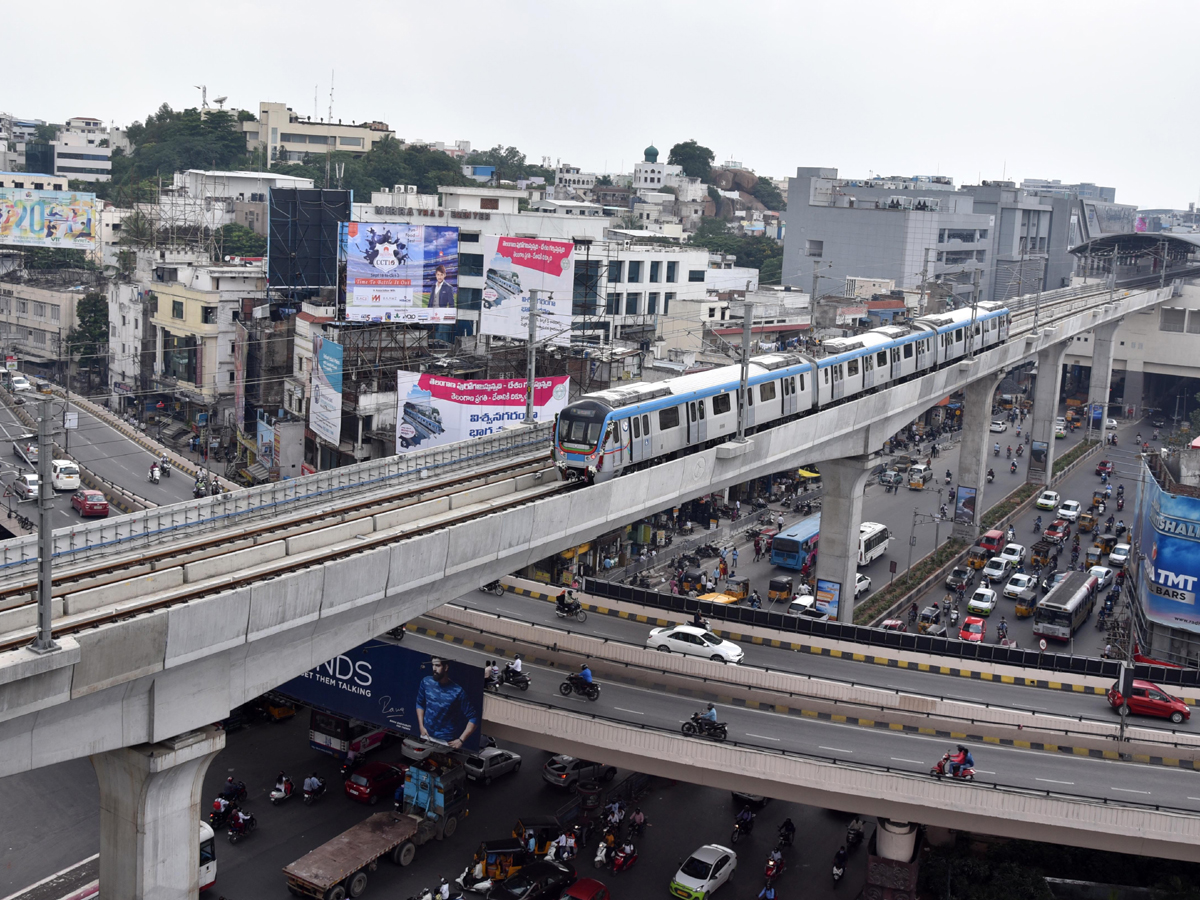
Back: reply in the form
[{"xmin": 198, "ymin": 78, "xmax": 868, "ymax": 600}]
[
  {"xmin": 456, "ymin": 865, "xmax": 492, "ymax": 894},
  {"xmin": 499, "ymin": 664, "xmax": 532, "ymax": 691},
  {"xmin": 764, "ymin": 851, "xmax": 785, "ymax": 885},
  {"xmin": 270, "ymin": 778, "xmax": 296, "ymax": 805},
  {"xmin": 302, "ymin": 778, "xmax": 326, "ymax": 805},
  {"xmin": 833, "ymin": 857, "xmax": 846, "ymax": 885},
  {"xmin": 847, "ymin": 821, "xmax": 865, "ymax": 849},
  {"xmin": 340, "ymin": 756, "xmax": 362, "ymax": 780},
  {"xmin": 930, "ymin": 752, "xmax": 975, "ymax": 781},
  {"xmin": 479, "ymin": 581, "xmax": 504, "ymax": 597},
  {"xmin": 559, "ymin": 676, "xmax": 600, "ymax": 701},
  {"xmin": 594, "ymin": 841, "xmax": 612, "ymax": 869},
  {"xmin": 681, "ymin": 713, "xmax": 728, "ymax": 741},
  {"xmin": 160, "ymin": 461, "xmax": 171, "ymax": 478},
  {"xmin": 148, "ymin": 467, "xmax": 160, "ymax": 485},
  {"xmin": 611, "ymin": 846, "xmax": 637, "ymax": 873},
  {"xmin": 227, "ymin": 813, "xmax": 257, "ymax": 844}
]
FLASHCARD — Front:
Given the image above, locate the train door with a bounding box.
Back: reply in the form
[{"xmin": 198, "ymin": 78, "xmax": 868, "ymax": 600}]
[
  {"xmin": 695, "ymin": 399, "xmax": 707, "ymax": 442},
  {"xmin": 743, "ymin": 385, "xmax": 755, "ymax": 429},
  {"xmin": 831, "ymin": 363, "xmax": 844, "ymax": 400},
  {"xmin": 862, "ymin": 355, "xmax": 875, "ymax": 390},
  {"xmin": 915, "ymin": 338, "xmax": 928, "ymax": 371},
  {"xmin": 639, "ymin": 414, "xmax": 651, "ymax": 458},
  {"xmin": 782, "ymin": 376, "xmax": 796, "ymax": 416},
  {"xmin": 890, "ymin": 346, "xmax": 902, "ymax": 381},
  {"xmin": 998, "ymin": 314, "xmax": 1010, "ymax": 342},
  {"xmin": 628, "ymin": 417, "xmax": 639, "ymax": 463},
  {"xmin": 688, "ymin": 400, "xmax": 706, "ymax": 444}
]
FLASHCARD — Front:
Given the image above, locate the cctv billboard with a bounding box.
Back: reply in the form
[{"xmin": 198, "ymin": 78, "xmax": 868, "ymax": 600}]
[
  {"xmin": 340, "ymin": 222, "xmax": 459, "ymax": 323},
  {"xmin": 278, "ymin": 639, "xmax": 484, "ymax": 751},
  {"xmin": 479, "ymin": 235, "xmax": 573, "ymax": 347},
  {"xmin": 1136, "ymin": 459, "xmax": 1200, "ymax": 633},
  {"xmin": 0, "ymin": 188, "xmax": 96, "ymax": 250}
]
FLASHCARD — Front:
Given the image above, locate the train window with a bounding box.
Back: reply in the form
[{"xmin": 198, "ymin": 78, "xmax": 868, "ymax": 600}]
[
  {"xmin": 903, "ymin": 343, "xmax": 913, "ymax": 358},
  {"xmin": 798, "ymin": 373, "xmax": 805, "ymax": 392},
  {"xmin": 847, "ymin": 358, "xmax": 859, "ymax": 376},
  {"xmin": 823, "ymin": 368, "xmax": 829, "ymax": 384},
  {"xmin": 632, "ymin": 417, "xmax": 640, "ymax": 438},
  {"xmin": 698, "ymin": 399, "xmax": 706, "ymax": 419},
  {"xmin": 659, "ymin": 407, "xmax": 680, "ymax": 429},
  {"xmin": 643, "ymin": 415, "xmax": 649, "ymax": 435},
  {"xmin": 956, "ymin": 329, "xmax": 963, "ymax": 343},
  {"xmin": 689, "ymin": 403, "xmax": 696, "ymax": 422},
  {"xmin": 790, "ymin": 376, "xmax": 796, "ymax": 392},
  {"xmin": 760, "ymin": 381, "xmax": 777, "ymax": 401},
  {"xmin": 877, "ymin": 351, "xmax": 887, "ymax": 367},
  {"xmin": 745, "ymin": 386, "xmax": 753, "ymax": 406},
  {"xmin": 713, "ymin": 394, "xmax": 731, "ymax": 414},
  {"xmin": 781, "ymin": 377, "xmax": 789, "ymax": 396}
]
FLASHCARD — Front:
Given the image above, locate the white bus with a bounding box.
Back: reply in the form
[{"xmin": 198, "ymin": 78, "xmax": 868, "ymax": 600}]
[
  {"xmin": 858, "ymin": 522, "xmax": 890, "ymax": 566},
  {"xmin": 1033, "ymin": 570, "xmax": 1099, "ymax": 641},
  {"xmin": 199, "ymin": 820, "xmax": 217, "ymax": 890}
]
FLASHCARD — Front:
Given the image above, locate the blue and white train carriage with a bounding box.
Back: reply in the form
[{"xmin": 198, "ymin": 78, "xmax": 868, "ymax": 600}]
[{"xmin": 554, "ymin": 302, "xmax": 1010, "ymax": 482}]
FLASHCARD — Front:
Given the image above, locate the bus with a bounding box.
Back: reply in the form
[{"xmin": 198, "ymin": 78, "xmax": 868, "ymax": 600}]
[
  {"xmin": 858, "ymin": 522, "xmax": 890, "ymax": 566},
  {"xmin": 309, "ymin": 709, "xmax": 391, "ymax": 759},
  {"xmin": 771, "ymin": 515, "xmax": 820, "ymax": 571},
  {"xmin": 199, "ymin": 820, "xmax": 217, "ymax": 891},
  {"xmin": 1032, "ymin": 571, "xmax": 1099, "ymax": 641}
]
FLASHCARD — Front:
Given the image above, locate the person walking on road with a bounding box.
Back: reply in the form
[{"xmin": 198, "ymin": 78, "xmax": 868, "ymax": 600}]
[{"xmin": 731, "ymin": 548, "xmax": 739, "ymax": 574}]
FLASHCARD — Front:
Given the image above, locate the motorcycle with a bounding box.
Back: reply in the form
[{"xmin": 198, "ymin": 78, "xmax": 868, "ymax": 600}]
[
  {"xmin": 559, "ymin": 676, "xmax": 600, "ymax": 701},
  {"xmin": 228, "ymin": 813, "xmax": 257, "ymax": 844},
  {"xmin": 986, "ymin": 472, "xmax": 994, "ymax": 483},
  {"xmin": 148, "ymin": 467, "xmax": 160, "ymax": 485},
  {"xmin": 833, "ymin": 857, "xmax": 845, "ymax": 885},
  {"xmin": 302, "ymin": 779, "xmax": 326, "ymax": 805},
  {"xmin": 1117, "ymin": 498, "xmax": 1125, "ymax": 511},
  {"xmin": 731, "ymin": 817, "xmax": 754, "ymax": 844},
  {"xmin": 219, "ymin": 780, "xmax": 248, "ymax": 802},
  {"xmin": 847, "ymin": 822, "xmax": 865, "ymax": 849},
  {"xmin": 1033, "ymin": 519, "xmax": 1042, "ymax": 534},
  {"xmin": 1010, "ymin": 461, "xmax": 1018, "ymax": 474},
  {"xmin": 681, "ymin": 713, "xmax": 728, "ymax": 741},
  {"xmin": 594, "ymin": 842, "xmax": 612, "ymax": 869},
  {"xmin": 628, "ymin": 817, "xmax": 646, "ymax": 838},
  {"xmin": 930, "ymin": 752, "xmax": 975, "ymax": 781},
  {"xmin": 949, "ymin": 608, "xmax": 959, "ymax": 626},
  {"xmin": 498, "ymin": 664, "xmax": 531, "ymax": 691},
  {"xmin": 209, "ymin": 801, "xmax": 237, "ymax": 829},
  {"xmin": 555, "ymin": 601, "xmax": 588, "ymax": 623},
  {"xmin": 611, "ymin": 846, "xmax": 637, "ymax": 873},
  {"xmin": 160, "ymin": 461, "xmax": 171, "ymax": 478},
  {"xmin": 764, "ymin": 852, "xmax": 785, "ymax": 885},
  {"xmin": 340, "ymin": 756, "xmax": 362, "ymax": 780},
  {"xmin": 193, "ymin": 482, "xmax": 208, "ymax": 499},
  {"xmin": 479, "ymin": 581, "xmax": 505, "ymax": 597},
  {"xmin": 270, "ymin": 778, "xmax": 296, "ymax": 805}
]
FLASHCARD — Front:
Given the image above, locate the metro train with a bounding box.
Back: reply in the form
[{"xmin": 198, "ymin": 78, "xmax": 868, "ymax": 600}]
[{"xmin": 553, "ymin": 302, "xmax": 1011, "ymax": 482}]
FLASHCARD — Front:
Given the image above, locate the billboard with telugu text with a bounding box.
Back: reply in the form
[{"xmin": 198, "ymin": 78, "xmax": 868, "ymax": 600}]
[
  {"xmin": 0, "ymin": 188, "xmax": 96, "ymax": 250},
  {"xmin": 479, "ymin": 235, "xmax": 573, "ymax": 347},
  {"xmin": 394, "ymin": 370, "xmax": 570, "ymax": 452},
  {"xmin": 310, "ymin": 335, "xmax": 343, "ymax": 445},
  {"xmin": 340, "ymin": 222, "xmax": 458, "ymax": 323}
]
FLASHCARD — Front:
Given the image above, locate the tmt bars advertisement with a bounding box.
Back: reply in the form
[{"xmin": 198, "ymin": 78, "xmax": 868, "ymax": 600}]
[
  {"xmin": 394, "ymin": 370, "xmax": 570, "ymax": 451},
  {"xmin": 479, "ymin": 235, "xmax": 574, "ymax": 347}
]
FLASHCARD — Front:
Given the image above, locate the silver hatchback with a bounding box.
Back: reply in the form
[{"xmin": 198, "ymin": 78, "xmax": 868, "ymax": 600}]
[{"xmin": 464, "ymin": 747, "xmax": 522, "ymax": 785}]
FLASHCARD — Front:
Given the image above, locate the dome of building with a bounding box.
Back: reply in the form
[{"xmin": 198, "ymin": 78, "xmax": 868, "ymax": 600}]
[{"xmin": 643, "ymin": 144, "xmax": 659, "ymax": 163}]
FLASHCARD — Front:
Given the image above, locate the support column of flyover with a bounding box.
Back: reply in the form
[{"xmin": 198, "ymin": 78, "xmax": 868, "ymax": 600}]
[
  {"xmin": 1026, "ymin": 339, "xmax": 1070, "ymax": 489},
  {"xmin": 952, "ymin": 364, "xmax": 1007, "ymax": 543},
  {"xmin": 91, "ymin": 726, "xmax": 224, "ymax": 900},
  {"xmin": 813, "ymin": 454, "xmax": 877, "ymax": 624},
  {"xmin": 1086, "ymin": 317, "xmax": 1123, "ymax": 438}
]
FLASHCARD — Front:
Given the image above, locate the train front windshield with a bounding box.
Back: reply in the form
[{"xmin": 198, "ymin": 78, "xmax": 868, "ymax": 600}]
[{"xmin": 559, "ymin": 407, "xmax": 604, "ymax": 452}]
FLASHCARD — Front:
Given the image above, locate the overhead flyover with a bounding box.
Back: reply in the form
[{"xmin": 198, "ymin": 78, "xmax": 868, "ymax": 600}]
[{"xmin": 1070, "ymin": 231, "xmax": 1200, "ymax": 285}]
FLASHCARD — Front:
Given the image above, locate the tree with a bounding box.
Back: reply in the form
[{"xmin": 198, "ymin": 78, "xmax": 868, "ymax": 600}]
[
  {"xmin": 596, "ymin": 174, "xmax": 613, "ymax": 186},
  {"xmin": 19, "ymin": 248, "xmax": 93, "ymax": 270},
  {"xmin": 66, "ymin": 291, "xmax": 109, "ymax": 391},
  {"xmin": 117, "ymin": 212, "xmax": 156, "ymax": 247},
  {"xmin": 668, "ymin": 140, "xmax": 715, "ymax": 181},
  {"xmin": 35, "ymin": 124, "xmax": 60, "ymax": 143},
  {"xmin": 688, "ymin": 221, "xmax": 784, "ymax": 286},
  {"xmin": 751, "ymin": 176, "xmax": 785, "ymax": 211},
  {"xmin": 217, "ymin": 223, "xmax": 266, "ymax": 258}
]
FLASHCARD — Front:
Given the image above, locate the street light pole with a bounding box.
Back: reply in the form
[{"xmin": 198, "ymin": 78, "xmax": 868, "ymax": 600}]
[
  {"xmin": 736, "ymin": 302, "xmax": 753, "ymax": 440},
  {"xmin": 30, "ymin": 398, "xmax": 58, "ymax": 654},
  {"xmin": 524, "ymin": 291, "xmax": 538, "ymax": 425}
]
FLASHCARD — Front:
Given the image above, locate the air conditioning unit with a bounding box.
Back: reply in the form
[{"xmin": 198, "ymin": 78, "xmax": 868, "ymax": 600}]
[{"xmin": 406, "ymin": 185, "xmax": 417, "ymax": 195}]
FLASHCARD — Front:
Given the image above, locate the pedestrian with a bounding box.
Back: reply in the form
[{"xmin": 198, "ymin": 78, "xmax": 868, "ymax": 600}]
[
  {"xmin": 712, "ymin": 565, "xmax": 720, "ymax": 584},
  {"xmin": 777, "ymin": 513, "xmax": 784, "ymax": 531},
  {"xmin": 753, "ymin": 537, "xmax": 762, "ymax": 561},
  {"xmin": 735, "ymin": 499, "xmax": 741, "ymax": 517},
  {"xmin": 731, "ymin": 548, "xmax": 739, "ymax": 573}
]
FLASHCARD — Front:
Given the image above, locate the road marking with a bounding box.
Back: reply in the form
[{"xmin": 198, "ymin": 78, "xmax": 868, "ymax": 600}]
[
  {"xmin": 973, "ymin": 770, "xmax": 995, "ymax": 774},
  {"xmin": 1112, "ymin": 787, "xmax": 1151, "ymax": 794},
  {"xmin": 891, "ymin": 757, "xmax": 925, "ymax": 764},
  {"xmin": 746, "ymin": 733, "xmax": 780, "ymax": 742},
  {"xmin": 820, "ymin": 746, "xmax": 853, "ymax": 753},
  {"xmin": 613, "ymin": 707, "xmax": 644, "ymax": 715},
  {"xmin": 0, "ymin": 855, "xmax": 98, "ymax": 900},
  {"xmin": 1036, "ymin": 778, "xmax": 1074, "ymax": 785}
]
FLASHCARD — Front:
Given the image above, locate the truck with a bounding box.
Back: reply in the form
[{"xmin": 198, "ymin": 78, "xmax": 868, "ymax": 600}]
[{"xmin": 283, "ymin": 759, "xmax": 469, "ymax": 899}]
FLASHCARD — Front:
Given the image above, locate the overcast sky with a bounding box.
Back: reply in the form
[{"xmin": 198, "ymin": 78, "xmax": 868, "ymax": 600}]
[{"xmin": 7, "ymin": 0, "xmax": 1195, "ymax": 209}]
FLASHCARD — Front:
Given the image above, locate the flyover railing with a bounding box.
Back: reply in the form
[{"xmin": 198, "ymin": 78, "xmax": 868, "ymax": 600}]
[
  {"xmin": 0, "ymin": 423, "xmax": 555, "ymax": 574},
  {"xmin": 581, "ymin": 577, "xmax": 1198, "ymax": 689}
]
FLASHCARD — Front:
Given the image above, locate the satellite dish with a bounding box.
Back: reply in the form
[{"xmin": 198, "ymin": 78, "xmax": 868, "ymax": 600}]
[{"xmin": 214, "ymin": 96, "xmax": 228, "ymax": 108}]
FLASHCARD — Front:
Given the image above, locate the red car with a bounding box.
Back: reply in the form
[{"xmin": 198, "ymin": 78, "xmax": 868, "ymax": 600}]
[
  {"xmin": 958, "ymin": 616, "xmax": 986, "ymax": 643},
  {"xmin": 71, "ymin": 488, "xmax": 109, "ymax": 517},
  {"xmin": 344, "ymin": 761, "xmax": 406, "ymax": 805},
  {"xmin": 562, "ymin": 878, "xmax": 610, "ymax": 900},
  {"xmin": 1043, "ymin": 518, "xmax": 1071, "ymax": 544},
  {"xmin": 1096, "ymin": 460, "xmax": 1114, "ymax": 476},
  {"xmin": 1107, "ymin": 679, "xmax": 1191, "ymax": 724}
]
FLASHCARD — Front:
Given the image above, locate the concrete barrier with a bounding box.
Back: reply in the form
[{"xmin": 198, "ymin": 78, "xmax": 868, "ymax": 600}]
[
  {"xmin": 183, "ymin": 542, "xmax": 286, "ymax": 582},
  {"xmin": 64, "ymin": 568, "xmax": 185, "ymax": 616}
]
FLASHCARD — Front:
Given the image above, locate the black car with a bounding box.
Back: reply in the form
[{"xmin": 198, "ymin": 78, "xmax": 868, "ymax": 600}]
[
  {"xmin": 1151, "ymin": 415, "xmax": 1167, "ymax": 428},
  {"xmin": 486, "ymin": 860, "xmax": 576, "ymax": 900},
  {"xmin": 945, "ymin": 566, "xmax": 975, "ymax": 591}
]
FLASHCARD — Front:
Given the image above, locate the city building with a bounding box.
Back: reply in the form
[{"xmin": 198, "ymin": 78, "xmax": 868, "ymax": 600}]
[
  {"xmin": 107, "ymin": 281, "xmax": 153, "ymax": 406},
  {"xmin": 1020, "ymin": 178, "xmax": 1116, "ymax": 203},
  {"xmin": 461, "ymin": 165, "xmax": 496, "ymax": 184},
  {"xmin": 406, "ymin": 139, "xmax": 471, "ymax": 158},
  {"xmin": 0, "ymin": 171, "xmax": 68, "ymax": 191},
  {"xmin": 147, "ymin": 169, "xmax": 314, "ymax": 233},
  {"xmin": 961, "ymin": 183, "xmax": 1073, "ymax": 300},
  {"xmin": 553, "ymin": 163, "xmax": 597, "ymax": 201},
  {"xmin": 0, "ymin": 270, "xmax": 91, "ymax": 382},
  {"xmin": 633, "ymin": 145, "xmax": 682, "ymax": 192},
  {"xmin": 248, "ymin": 102, "xmax": 394, "ymax": 163},
  {"xmin": 51, "ymin": 128, "xmax": 112, "ymax": 182}
]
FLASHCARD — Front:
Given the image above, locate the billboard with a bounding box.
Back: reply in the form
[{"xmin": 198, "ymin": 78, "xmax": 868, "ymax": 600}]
[
  {"xmin": 256, "ymin": 415, "xmax": 275, "ymax": 468},
  {"xmin": 1028, "ymin": 440, "xmax": 1049, "ymax": 479},
  {"xmin": 1136, "ymin": 462, "xmax": 1200, "ymax": 633},
  {"xmin": 479, "ymin": 235, "xmax": 574, "ymax": 347},
  {"xmin": 954, "ymin": 486, "xmax": 977, "ymax": 525},
  {"xmin": 815, "ymin": 578, "xmax": 841, "ymax": 618},
  {"xmin": 340, "ymin": 222, "xmax": 458, "ymax": 323},
  {"xmin": 310, "ymin": 335, "xmax": 343, "ymax": 445},
  {"xmin": 278, "ymin": 639, "xmax": 484, "ymax": 751},
  {"xmin": 0, "ymin": 188, "xmax": 96, "ymax": 250},
  {"xmin": 395, "ymin": 370, "xmax": 570, "ymax": 451},
  {"xmin": 268, "ymin": 188, "xmax": 352, "ymax": 290}
]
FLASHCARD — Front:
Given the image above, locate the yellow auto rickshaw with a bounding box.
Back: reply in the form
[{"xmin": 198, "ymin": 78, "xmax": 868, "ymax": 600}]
[
  {"xmin": 1078, "ymin": 512, "xmax": 1097, "ymax": 534},
  {"xmin": 1092, "ymin": 490, "xmax": 1107, "ymax": 509},
  {"xmin": 724, "ymin": 576, "xmax": 750, "ymax": 601},
  {"xmin": 1097, "ymin": 533, "xmax": 1118, "ymax": 555},
  {"xmin": 1030, "ymin": 540, "xmax": 1053, "ymax": 568},
  {"xmin": 467, "ymin": 839, "xmax": 534, "ymax": 884},
  {"xmin": 966, "ymin": 546, "xmax": 991, "ymax": 569},
  {"xmin": 918, "ymin": 606, "xmax": 943, "ymax": 634},
  {"xmin": 1085, "ymin": 545, "xmax": 1103, "ymax": 567},
  {"xmin": 682, "ymin": 568, "xmax": 705, "ymax": 593},
  {"xmin": 699, "ymin": 591, "xmax": 740, "ymax": 606},
  {"xmin": 768, "ymin": 576, "xmax": 793, "ymax": 603}
]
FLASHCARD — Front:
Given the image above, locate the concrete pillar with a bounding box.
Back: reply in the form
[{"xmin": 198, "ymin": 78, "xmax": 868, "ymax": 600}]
[
  {"xmin": 951, "ymin": 365, "xmax": 1006, "ymax": 543},
  {"xmin": 91, "ymin": 726, "xmax": 225, "ymax": 900},
  {"xmin": 876, "ymin": 818, "xmax": 919, "ymax": 861},
  {"xmin": 1124, "ymin": 367, "xmax": 1145, "ymax": 419},
  {"xmin": 1087, "ymin": 319, "xmax": 1122, "ymax": 432},
  {"xmin": 813, "ymin": 455, "xmax": 876, "ymax": 623},
  {"xmin": 1026, "ymin": 340, "xmax": 1070, "ymax": 488}
]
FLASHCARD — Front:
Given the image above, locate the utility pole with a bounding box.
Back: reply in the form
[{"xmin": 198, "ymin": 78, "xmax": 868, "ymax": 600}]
[
  {"xmin": 917, "ymin": 247, "xmax": 932, "ymax": 315},
  {"xmin": 907, "ymin": 507, "xmax": 918, "ymax": 577},
  {"xmin": 967, "ymin": 267, "xmax": 982, "ymax": 357},
  {"xmin": 736, "ymin": 302, "xmax": 753, "ymax": 440},
  {"xmin": 31, "ymin": 399, "xmax": 58, "ymax": 653},
  {"xmin": 524, "ymin": 291, "xmax": 538, "ymax": 424}
]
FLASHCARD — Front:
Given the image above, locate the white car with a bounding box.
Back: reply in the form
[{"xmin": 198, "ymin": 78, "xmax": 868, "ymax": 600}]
[
  {"xmin": 646, "ymin": 625, "xmax": 744, "ymax": 663},
  {"xmin": 1003, "ymin": 573, "xmax": 1037, "ymax": 602},
  {"xmin": 1035, "ymin": 490, "xmax": 1061, "ymax": 510},
  {"xmin": 1055, "ymin": 417, "xmax": 1067, "ymax": 429},
  {"xmin": 670, "ymin": 844, "xmax": 737, "ymax": 900},
  {"xmin": 9, "ymin": 375, "xmax": 30, "ymax": 392},
  {"xmin": 1106, "ymin": 418, "xmax": 1119, "ymax": 430},
  {"xmin": 981, "ymin": 557, "xmax": 1010, "ymax": 583},
  {"xmin": 989, "ymin": 420, "xmax": 1008, "ymax": 433},
  {"xmin": 1056, "ymin": 500, "xmax": 1082, "ymax": 522},
  {"xmin": 1089, "ymin": 566, "xmax": 1115, "ymax": 590},
  {"xmin": 855, "ymin": 572, "xmax": 871, "ymax": 598},
  {"xmin": 1109, "ymin": 543, "xmax": 1131, "ymax": 568},
  {"xmin": 998, "ymin": 543, "xmax": 1026, "ymax": 566},
  {"xmin": 967, "ymin": 587, "xmax": 998, "ymax": 617},
  {"xmin": 11, "ymin": 473, "xmax": 37, "ymax": 500}
]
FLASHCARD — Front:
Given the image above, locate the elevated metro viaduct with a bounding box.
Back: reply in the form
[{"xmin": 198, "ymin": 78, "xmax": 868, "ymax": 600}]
[{"xmin": 0, "ymin": 280, "xmax": 1180, "ymax": 898}]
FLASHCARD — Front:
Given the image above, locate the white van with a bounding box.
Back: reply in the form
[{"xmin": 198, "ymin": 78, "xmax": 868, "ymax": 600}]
[{"xmin": 51, "ymin": 459, "xmax": 81, "ymax": 491}]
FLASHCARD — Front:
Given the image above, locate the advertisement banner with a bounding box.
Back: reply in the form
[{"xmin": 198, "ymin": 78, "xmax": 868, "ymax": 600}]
[
  {"xmin": 1136, "ymin": 462, "xmax": 1200, "ymax": 633},
  {"xmin": 394, "ymin": 370, "xmax": 570, "ymax": 451},
  {"xmin": 278, "ymin": 639, "xmax": 484, "ymax": 751},
  {"xmin": 0, "ymin": 188, "xmax": 96, "ymax": 250},
  {"xmin": 233, "ymin": 321, "xmax": 247, "ymax": 433},
  {"xmin": 310, "ymin": 335, "xmax": 343, "ymax": 445},
  {"xmin": 1028, "ymin": 440, "xmax": 1049, "ymax": 479},
  {"xmin": 815, "ymin": 578, "xmax": 841, "ymax": 618},
  {"xmin": 340, "ymin": 222, "xmax": 458, "ymax": 323},
  {"xmin": 479, "ymin": 235, "xmax": 574, "ymax": 347},
  {"xmin": 954, "ymin": 486, "xmax": 977, "ymax": 525},
  {"xmin": 256, "ymin": 415, "xmax": 275, "ymax": 467}
]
